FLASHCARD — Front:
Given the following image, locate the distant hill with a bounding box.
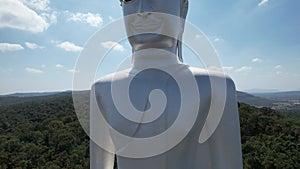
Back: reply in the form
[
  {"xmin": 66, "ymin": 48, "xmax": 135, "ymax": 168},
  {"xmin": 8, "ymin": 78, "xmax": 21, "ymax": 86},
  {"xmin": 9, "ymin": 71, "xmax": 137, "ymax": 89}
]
[
  {"xmin": 236, "ymin": 91, "xmax": 274, "ymax": 107},
  {"xmin": 3, "ymin": 91, "xmax": 61, "ymax": 97},
  {"xmin": 1, "ymin": 90, "xmax": 270, "ymax": 107},
  {"xmin": 0, "ymin": 91, "xmax": 72, "ymax": 106},
  {"xmin": 1, "ymin": 90, "xmax": 299, "ymax": 113},
  {"xmin": 243, "ymin": 89, "xmax": 281, "ymax": 93},
  {"xmin": 251, "ymin": 91, "xmax": 300, "ymax": 113},
  {"xmin": 252, "ymin": 91, "xmax": 300, "ymax": 101}
]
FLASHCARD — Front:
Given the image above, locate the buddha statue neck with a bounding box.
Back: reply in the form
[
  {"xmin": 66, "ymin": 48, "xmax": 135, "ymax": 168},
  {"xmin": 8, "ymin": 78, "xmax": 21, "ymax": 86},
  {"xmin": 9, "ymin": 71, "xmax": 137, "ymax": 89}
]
[{"xmin": 132, "ymin": 48, "xmax": 180, "ymax": 69}]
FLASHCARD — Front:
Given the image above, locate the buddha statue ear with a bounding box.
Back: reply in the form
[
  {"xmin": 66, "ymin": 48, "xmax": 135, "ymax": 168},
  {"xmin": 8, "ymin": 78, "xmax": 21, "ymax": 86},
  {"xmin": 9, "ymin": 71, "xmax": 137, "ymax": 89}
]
[{"xmin": 177, "ymin": 0, "xmax": 188, "ymax": 62}]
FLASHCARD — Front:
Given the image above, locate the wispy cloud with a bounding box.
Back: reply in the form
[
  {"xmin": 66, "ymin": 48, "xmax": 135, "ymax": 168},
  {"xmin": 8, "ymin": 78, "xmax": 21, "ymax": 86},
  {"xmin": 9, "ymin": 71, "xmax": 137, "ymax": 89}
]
[
  {"xmin": 56, "ymin": 41, "xmax": 82, "ymax": 52},
  {"xmin": 55, "ymin": 64, "xmax": 64, "ymax": 69},
  {"xmin": 67, "ymin": 12, "xmax": 103, "ymax": 27},
  {"xmin": 22, "ymin": 0, "xmax": 50, "ymax": 11},
  {"xmin": 207, "ymin": 66, "xmax": 222, "ymax": 72},
  {"xmin": 235, "ymin": 66, "xmax": 252, "ymax": 72},
  {"xmin": 223, "ymin": 66, "xmax": 234, "ymax": 71},
  {"xmin": 108, "ymin": 16, "xmax": 115, "ymax": 22},
  {"xmin": 252, "ymin": 57, "xmax": 263, "ymax": 63},
  {"xmin": 101, "ymin": 41, "xmax": 125, "ymax": 52},
  {"xmin": 67, "ymin": 69, "xmax": 80, "ymax": 73},
  {"xmin": 25, "ymin": 67, "xmax": 44, "ymax": 74},
  {"xmin": 25, "ymin": 42, "xmax": 44, "ymax": 49},
  {"xmin": 206, "ymin": 35, "xmax": 224, "ymax": 43},
  {"xmin": 207, "ymin": 66, "xmax": 234, "ymax": 72},
  {"xmin": 0, "ymin": 0, "xmax": 50, "ymax": 33},
  {"xmin": 0, "ymin": 43, "xmax": 24, "ymax": 52},
  {"xmin": 41, "ymin": 12, "xmax": 57, "ymax": 25},
  {"xmin": 214, "ymin": 38, "xmax": 223, "ymax": 43},
  {"xmin": 274, "ymin": 65, "xmax": 283, "ymax": 75},
  {"xmin": 274, "ymin": 65, "xmax": 282, "ymax": 69},
  {"xmin": 258, "ymin": 0, "xmax": 269, "ymax": 7}
]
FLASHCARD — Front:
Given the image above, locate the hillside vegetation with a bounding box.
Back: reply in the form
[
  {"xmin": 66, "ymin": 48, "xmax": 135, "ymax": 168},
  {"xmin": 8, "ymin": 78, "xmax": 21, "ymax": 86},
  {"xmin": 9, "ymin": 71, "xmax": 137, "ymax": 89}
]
[{"xmin": 0, "ymin": 96, "xmax": 299, "ymax": 168}]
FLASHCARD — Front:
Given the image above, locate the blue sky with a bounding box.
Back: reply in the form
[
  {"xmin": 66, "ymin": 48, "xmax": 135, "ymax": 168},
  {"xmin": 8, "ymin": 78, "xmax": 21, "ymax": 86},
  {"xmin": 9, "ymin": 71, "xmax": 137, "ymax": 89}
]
[{"xmin": 0, "ymin": 0, "xmax": 299, "ymax": 94}]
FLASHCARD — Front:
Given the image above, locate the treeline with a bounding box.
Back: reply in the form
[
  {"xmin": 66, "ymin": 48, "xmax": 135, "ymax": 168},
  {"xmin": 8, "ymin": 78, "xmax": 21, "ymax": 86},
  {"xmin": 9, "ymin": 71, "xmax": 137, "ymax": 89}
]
[
  {"xmin": 0, "ymin": 96, "xmax": 89, "ymax": 169},
  {"xmin": 239, "ymin": 103, "xmax": 300, "ymax": 168},
  {"xmin": 0, "ymin": 96, "xmax": 299, "ymax": 168}
]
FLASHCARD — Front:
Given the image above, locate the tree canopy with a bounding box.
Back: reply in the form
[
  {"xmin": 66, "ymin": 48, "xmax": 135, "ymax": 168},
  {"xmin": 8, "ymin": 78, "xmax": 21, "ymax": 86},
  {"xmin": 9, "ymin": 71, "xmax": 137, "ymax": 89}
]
[{"xmin": 0, "ymin": 96, "xmax": 299, "ymax": 168}]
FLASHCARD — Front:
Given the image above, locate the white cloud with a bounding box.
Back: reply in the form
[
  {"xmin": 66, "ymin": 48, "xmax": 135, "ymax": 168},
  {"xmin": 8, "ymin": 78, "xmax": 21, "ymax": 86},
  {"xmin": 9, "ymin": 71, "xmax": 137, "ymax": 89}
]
[
  {"xmin": 22, "ymin": 0, "xmax": 50, "ymax": 11},
  {"xmin": 213, "ymin": 37, "xmax": 224, "ymax": 43},
  {"xmin": 68, "ymin": 12, "xmax": 103, "ymax": 27},
  {"xmin": 101, "ymin": 41, "xmax": 125, "ymax": 52},
  {"xmin": 22, "ymin": 0, "xmax": 57, "ymax": 24},
  {"xmin": 223, "ymin": 66, "xmax": 234, "ymax": 71},
  {"xmin": 41, "ymin": 11, "xmax": 57, "ymax": 25},
  {"xmin": 56, "ymin": 41, "xmax": 82, "ymax": 52},
  {"xmin": 0, "ymin": 0, "xmax": 49, "ymax": 33},
  {"xmin": 25, "ymin": 67, "xmax": 44, "ymax": 74},
  {"xmin": 68, "ymin": 69, "xmax": 80, "ymax": 73},
  {"xmin": 108, "ymin": 16, "xmax": 115, "ymax": 22},
  {"xmin": 252, "ymin": 57, "xmax": 263, "ymax": 63},
  {"xmin": 258, "ymin": 0, "xmax": 269, "ymax": 7},
  {"xmin": 274, "ymin": 65, "xmax": 283, "ymax": 75},
  {"xmin": 25, "ymin": 42, "xmax": 44, "ymax": 49},
  {"xmin": 207, "ymin": 66, "xmax": 222, "ymax": 72},
  {"xmin": 274, "ymin": 65, "xmax": 282, "ymax": 69},
  {"xmin": 208, "ymin": 66, "xmax": 234, "ymax": 72},
  {"xmin": 235, "ymin": 66, "xmax": 252, "ymax": 72},
  {"xmin": 214, "ymin": 38, "xmax": 221, "ymax": 42},
  {"xmin": 0, "ymin": 43, "xmax": 24, "ymax": 52},
  {"xmin": 55, "ymin": 64, "xmax": 64, "ymax": 69}
]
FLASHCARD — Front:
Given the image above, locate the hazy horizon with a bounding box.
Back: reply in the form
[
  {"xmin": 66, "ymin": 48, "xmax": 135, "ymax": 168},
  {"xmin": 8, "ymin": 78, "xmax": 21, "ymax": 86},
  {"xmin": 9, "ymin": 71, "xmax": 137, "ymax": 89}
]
[{"xmin": 2, "ymin": 88, "xmax": 300, "ymax": 96}]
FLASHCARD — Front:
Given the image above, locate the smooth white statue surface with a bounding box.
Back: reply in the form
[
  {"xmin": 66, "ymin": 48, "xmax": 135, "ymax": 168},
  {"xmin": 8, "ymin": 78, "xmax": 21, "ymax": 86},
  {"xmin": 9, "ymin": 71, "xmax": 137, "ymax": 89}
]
[{"xmin": 90, "ymin": 0, "xmax": 243, "ymax": 168}]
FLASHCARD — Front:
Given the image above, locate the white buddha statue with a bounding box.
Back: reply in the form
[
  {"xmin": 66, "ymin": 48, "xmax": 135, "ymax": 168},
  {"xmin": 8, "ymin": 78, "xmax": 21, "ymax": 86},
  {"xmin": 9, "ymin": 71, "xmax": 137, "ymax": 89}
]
[{"xmin": 90, "ymin": 0, "xmax": 243, "ymax": 168}]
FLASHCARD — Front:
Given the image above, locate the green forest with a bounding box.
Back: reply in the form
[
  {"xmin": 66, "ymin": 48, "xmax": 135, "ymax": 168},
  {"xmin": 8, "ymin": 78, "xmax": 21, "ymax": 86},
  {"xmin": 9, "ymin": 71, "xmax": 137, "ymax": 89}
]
[{"xmin": 0, "ymin": 95, "xmax": 299, "ymax": 169}]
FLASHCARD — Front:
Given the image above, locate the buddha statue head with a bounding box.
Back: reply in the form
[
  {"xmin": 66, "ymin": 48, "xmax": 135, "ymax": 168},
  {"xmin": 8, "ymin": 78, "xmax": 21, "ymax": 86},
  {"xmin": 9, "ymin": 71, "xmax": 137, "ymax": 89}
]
[{"xmin": 120, "ymin": 0, "xmax": 189, "ymax": 61}]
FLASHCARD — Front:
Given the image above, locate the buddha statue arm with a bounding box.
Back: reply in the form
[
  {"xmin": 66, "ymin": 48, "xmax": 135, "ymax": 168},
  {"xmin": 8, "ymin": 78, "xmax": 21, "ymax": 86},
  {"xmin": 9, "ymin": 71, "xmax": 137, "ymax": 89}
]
[
  {"xmin": 208, "ymin": 77, "xmax": 243, "ymax": 169},
  {"xmin": 90, "ymin": 84, "xmax": 115, "ymax": 169},
  {"xmin": 90, "ymin": 140, "xmax": 115, "ymax": 169}
]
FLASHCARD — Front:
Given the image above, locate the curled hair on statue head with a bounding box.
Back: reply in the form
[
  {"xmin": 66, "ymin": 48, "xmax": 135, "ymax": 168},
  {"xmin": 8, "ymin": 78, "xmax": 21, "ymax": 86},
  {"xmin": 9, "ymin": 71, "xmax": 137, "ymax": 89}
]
[{"xmin": 178, "ymin": 0, "xmax": 189, "ymax": 62}]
